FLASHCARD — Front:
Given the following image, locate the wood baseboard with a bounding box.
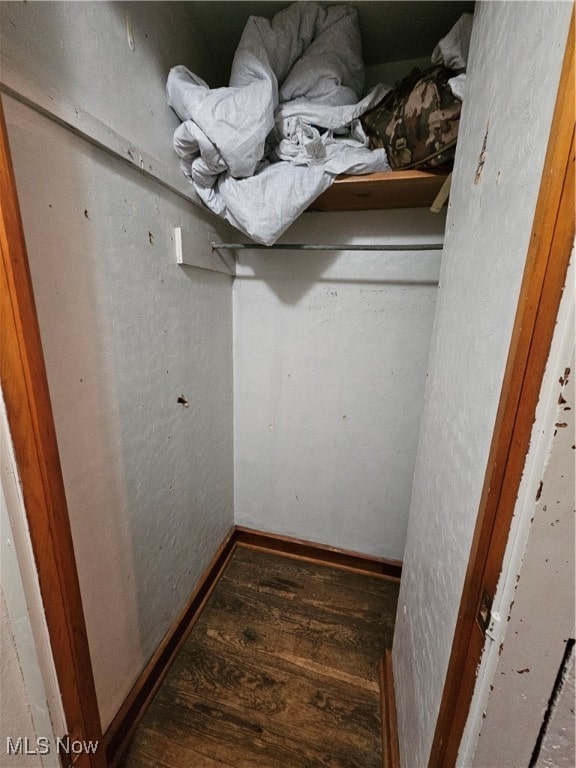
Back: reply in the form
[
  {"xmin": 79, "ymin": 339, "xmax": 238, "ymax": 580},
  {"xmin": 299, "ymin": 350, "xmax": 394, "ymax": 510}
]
[
  {"xmin": 234, "ymin": 526, "xmax": 402, "ymax": 580},
  {"xmin": 380, "ymin": 649, "xmax": 401, "ymax": 768},
  {"xmin": 104, "ymin": 525, "xmax": 402, "ymax": 765},
  {"xmin": 103, "ymin": 525, "xmax": 237, "ymax": 766}
]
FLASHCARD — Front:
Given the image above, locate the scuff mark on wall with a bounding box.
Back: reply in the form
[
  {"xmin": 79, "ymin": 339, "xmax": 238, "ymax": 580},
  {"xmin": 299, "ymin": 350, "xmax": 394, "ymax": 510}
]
[
  {"xmin": 535, "ymin": 481, "xmax": 543, "ymax": 501},
  {"xmin": 474, "ymin": 123, "xmax": 489, "ymax": 184}
]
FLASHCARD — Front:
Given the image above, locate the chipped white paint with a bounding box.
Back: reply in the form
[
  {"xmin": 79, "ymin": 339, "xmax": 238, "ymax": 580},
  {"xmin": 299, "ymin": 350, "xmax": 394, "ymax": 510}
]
[
  {"xmin": 234, "ymin": 208, "xmax": 444, "ymax": 559},
  {"xmin": 464, "ymin": 254, "xmax": 575, "ymax": 767},
  {"xmin": 393, "ymin": 4, "xmax": 573, "ymax": 767},
  {"xmin": 4, "ymin": 95, "xmax": 234, "ymax": 730}
]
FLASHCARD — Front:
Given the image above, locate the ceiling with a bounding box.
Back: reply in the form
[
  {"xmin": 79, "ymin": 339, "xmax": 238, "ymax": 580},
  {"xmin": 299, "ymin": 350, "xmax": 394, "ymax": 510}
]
[{"xmin": 185, "ymin": 1, "xmax": 475, "ymax": 83}]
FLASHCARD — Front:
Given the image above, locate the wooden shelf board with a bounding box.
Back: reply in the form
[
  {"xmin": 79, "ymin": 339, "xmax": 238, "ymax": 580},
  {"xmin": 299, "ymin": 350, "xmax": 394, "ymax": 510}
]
[{"xmin": 309, "ymin": 169, "xmax": 449, "ymax": 211}]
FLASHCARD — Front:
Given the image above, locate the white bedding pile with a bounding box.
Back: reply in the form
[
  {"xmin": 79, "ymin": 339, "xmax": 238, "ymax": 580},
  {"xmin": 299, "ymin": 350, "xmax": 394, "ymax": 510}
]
[
  {"xmin": 167, "ymin": 2, "xmax": 391, "ymax": 245},
  {"xmin": 432, "ymin": 12, "xmax": 473, "ymax": 101}
]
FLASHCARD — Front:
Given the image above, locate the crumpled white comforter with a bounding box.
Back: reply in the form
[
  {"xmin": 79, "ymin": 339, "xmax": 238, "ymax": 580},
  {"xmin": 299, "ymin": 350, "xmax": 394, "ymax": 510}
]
[
  {"xmin": 432, "ymin": 12, "xmax": 474, "ymax": 101},
  {"xmin": 167, "ymin": 2, "xmax": 391, "ymax": 245}
]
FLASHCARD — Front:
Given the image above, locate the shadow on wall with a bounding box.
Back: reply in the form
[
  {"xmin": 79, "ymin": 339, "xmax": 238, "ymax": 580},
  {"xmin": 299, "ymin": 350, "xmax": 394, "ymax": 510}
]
[
  {"xmin": 235, "ymin": 250, "xmax": 339, "ymax": 304},
  {"xmin": 232, "ymin": 206, "xmax": 446, "ymax": 559},
  {"xmin": 235, "ymin": 207, "xmax": 446, "ymax": 304}
]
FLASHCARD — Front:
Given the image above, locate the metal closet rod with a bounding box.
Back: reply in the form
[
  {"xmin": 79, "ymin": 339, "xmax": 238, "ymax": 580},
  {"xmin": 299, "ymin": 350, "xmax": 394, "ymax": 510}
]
[{"xmin": 211, "ymin": 242, "xmax": 444, "ymax": 251}]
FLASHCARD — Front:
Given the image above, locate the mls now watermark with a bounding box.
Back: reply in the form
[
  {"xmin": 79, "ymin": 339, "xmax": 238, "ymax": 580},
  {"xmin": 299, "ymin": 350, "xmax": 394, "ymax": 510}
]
[{"xmin": 6, "ymin": 736, "xmax": 99, "ymax": 756}]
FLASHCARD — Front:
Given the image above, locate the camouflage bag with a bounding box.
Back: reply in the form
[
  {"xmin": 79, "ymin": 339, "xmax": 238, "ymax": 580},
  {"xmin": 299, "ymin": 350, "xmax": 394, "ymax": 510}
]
[{"xmin": 362, "ymin": 66, "xmax": 461, "ymax": 170}]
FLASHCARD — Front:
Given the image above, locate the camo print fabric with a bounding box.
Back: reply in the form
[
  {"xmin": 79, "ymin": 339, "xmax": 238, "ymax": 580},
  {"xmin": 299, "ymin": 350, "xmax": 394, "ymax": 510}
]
[{"xmin": 362, "ymin": 66, "xmax": 461, "ymax": 170}]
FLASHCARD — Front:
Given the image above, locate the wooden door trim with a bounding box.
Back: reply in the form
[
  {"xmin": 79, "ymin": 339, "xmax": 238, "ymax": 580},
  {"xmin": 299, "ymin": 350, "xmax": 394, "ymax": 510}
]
[
  {"xmin": 380, "ymin": 650, "xmax": 401, "ymax": 768},
  {"xmin": 0, "ymin": 98, "xmax": 105, "ymax": 767},
  {"xmin": 428, "ymin": 18, "xmax": 575, "ymax": 768}
]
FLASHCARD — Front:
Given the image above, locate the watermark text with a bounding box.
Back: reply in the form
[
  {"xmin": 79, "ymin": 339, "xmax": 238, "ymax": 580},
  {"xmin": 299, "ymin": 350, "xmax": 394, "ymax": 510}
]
[{"xmin": 6, "ymin": 736, "xmax": 99, "ymax": 756}]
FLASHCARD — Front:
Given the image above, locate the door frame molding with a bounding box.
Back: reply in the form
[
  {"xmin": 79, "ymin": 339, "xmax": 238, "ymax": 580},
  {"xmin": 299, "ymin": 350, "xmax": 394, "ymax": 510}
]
[
  {"xmin": 428, "ymin": 18, "xmax": 575, "ymax": 768},
  {"xmin": 0, "ymin": 98, "xmax": 105, "ymax": 767}
]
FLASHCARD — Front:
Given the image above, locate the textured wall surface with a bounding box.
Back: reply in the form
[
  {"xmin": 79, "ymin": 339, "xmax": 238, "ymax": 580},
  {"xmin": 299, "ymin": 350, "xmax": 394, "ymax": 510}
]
[
  {"xmin": 234, "ymin": 208, "xmax": 444, "ymax": 559},
  {"xmin": 392, "ymin": 3, "xmax": 573, "ymax": 767},
  {"xmin": 1, "ymin": 396, "xmax": 60, "ymax": 767},
  {"xmin": 4, "ymin": 94, "xmax": 234, "ymax": 730},
  {"xmin": 0, "ymin": 1, "xmax": 217, "ymax": 172},
  {"xmin": 0, "ymin": 592, "xmax": 43, "ymax": 768},
  {"xmin": 1, "ymin": 0, "xmax": 236, "ymax": 732}
]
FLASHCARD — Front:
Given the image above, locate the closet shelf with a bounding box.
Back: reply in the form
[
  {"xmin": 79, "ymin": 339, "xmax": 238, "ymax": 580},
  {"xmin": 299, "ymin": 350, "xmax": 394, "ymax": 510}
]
[{"xmin": 309, "ymin": 169, "xmax": 449, "ymax": 211}]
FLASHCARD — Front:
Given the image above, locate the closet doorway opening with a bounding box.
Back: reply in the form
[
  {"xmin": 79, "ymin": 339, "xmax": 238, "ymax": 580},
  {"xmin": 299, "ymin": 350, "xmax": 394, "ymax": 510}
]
[{"xmin": 1, "ymin": 3, "xmax": 573, "ymax": 768}]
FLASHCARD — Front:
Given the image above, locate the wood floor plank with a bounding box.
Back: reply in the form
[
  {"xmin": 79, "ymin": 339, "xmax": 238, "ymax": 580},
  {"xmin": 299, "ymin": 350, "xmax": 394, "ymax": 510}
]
[
  {"xmin": 198, "ymin": 578, "xmax": 394, "ymax": 664},
  {"xmin": 163, "ymin": 638, "xmax": 380, "ymax": 748},
  {"xmin": 194, "ymin": 594, "xmax": 383, "ymax": 687},
  {"xmin": 128, "ymin": 692, "xmax": 378, "ymax": 768},
  {"xmin": 210, "ymin": 549, "xmax": 398, "ymax": 644},
  {"xmin": 202, "ymin": 624, "xmax": 380, "ymax": 693},
  {"xmin": 120, "ymin": 546, "xmax": 398, "ymax": 768},
  {"xmin": 123, "ymin": 728, "xmax": 237, "ymax": 768},
  {"xmin": 230, "ymin": 546, "xmax": 400, "ymax": 605}
]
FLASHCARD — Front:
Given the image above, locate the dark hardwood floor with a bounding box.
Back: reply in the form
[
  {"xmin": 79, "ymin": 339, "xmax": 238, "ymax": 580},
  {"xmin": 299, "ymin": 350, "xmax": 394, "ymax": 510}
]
[{"xmin": 119, "ymin": 544, "xmax": 399, "ymax": 768}]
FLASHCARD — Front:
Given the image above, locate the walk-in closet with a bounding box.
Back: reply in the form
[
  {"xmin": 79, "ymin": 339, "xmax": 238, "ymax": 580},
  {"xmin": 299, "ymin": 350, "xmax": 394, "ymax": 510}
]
[{"xmin": 0, "ymin": 2, "xmax": 573, "ymax": 767}]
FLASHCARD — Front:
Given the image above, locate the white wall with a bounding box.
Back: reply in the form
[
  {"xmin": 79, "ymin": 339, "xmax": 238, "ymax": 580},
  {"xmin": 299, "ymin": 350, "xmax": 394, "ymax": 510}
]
[
  {"xmin": 392, "ymin": 3, "xmax": 573, "ymax": 767},
  {"xmin": 0, "ymin": 1, "xmax": 218, "ymax": 173},
  {"xmin": 234, "ymin": 209, "xmax": 444, "ymax": 559},
  {"xmin": 1, "ymin": 393, "xmax": 62, "ymax": 767},
  {"xmin": 1, "ymin": 1, "xmax": 235, "ymax": 731},
  {"xmin": 4, "ymin": 95, "xmax": 234, "ymax": 731},
  {"xmin": 0, "ymin": 592, "xmax": 44, "ymax": 768}
]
